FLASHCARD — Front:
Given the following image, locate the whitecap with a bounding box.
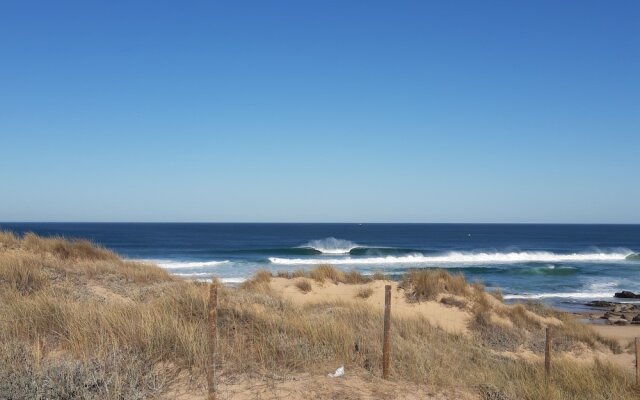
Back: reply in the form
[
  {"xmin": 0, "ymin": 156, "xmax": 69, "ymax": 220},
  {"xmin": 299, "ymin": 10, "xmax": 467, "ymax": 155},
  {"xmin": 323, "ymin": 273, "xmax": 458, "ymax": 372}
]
[
  {"xmin": 268, "ymin": 250, "xmax": 632, "ymax": 266},
  {"xmin": 503, "ymin": 292, "xmax": 615, "ymax": 300},
  {"xmin": 301, "ymin": 237, "xmax": 360, "ymax": 254}
]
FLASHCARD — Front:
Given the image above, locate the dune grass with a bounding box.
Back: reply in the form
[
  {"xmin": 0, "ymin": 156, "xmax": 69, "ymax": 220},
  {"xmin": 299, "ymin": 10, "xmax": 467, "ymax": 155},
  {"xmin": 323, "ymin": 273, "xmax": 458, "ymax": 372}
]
[
  {"xmin": 401, "ymin": 269, "xmax": 470, "ymax": 301},
  {"xmin": 254, "ymin": 264, "xmax": 375, "ymax": 285},
  {"xmin": 240, "ymin": 268, "xmax": 272, "ymax": 291},
  {"xmin": 356, "ymin": 287, "xmax": 374, "ymax": 299},
  {"xmin": 215, "ymin": 282, "xmax": 637, "ymax": 399},
  {"xmin": 0, "ymin": 232, "xmax": 637, "ymax": 399},
  {"xmin": 294, "ymin": 278, "xmax": 312, "ymax": 293}
]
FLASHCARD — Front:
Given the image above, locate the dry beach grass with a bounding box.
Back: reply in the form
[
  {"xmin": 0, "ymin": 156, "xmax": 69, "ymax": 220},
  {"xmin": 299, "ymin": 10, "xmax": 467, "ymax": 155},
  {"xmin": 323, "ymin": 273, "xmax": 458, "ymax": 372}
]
[{"xmin": 0, "ymin": 232, "xmax": 638, "ymax": 399}]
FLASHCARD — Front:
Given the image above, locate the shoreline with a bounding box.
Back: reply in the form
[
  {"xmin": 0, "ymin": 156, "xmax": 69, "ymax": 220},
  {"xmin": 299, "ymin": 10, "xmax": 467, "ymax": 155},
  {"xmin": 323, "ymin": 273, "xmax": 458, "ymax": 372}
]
[{"xmin": 563, "ymin": 300, "xmax": 640, "ymax": 344}]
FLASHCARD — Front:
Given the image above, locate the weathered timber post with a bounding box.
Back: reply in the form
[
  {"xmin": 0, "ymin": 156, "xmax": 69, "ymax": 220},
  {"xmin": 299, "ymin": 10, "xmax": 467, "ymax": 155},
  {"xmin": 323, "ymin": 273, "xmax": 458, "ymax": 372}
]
[
  {"xmin": 383, "ymin": 284, "xmax": 391, "ymax": 379},
  {"xmin": 635, "ymin": 337, "xmax": 639, "ymax": 386}
]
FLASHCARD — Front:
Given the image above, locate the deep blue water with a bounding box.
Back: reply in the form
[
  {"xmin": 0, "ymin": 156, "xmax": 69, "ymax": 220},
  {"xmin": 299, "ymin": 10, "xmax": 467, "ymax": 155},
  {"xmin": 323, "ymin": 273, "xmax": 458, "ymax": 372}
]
[{"xmin": 2, "ymin": 223, "xmax": 639, "ymax": 310}]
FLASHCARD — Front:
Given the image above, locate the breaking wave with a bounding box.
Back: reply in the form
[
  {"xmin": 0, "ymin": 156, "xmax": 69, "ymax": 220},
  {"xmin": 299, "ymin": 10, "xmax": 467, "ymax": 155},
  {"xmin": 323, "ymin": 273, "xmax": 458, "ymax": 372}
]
[
  {"xmin": 503, "ymin": 292, "xmax": 615, "ymax": 300},
  {"xmin": 268, "ymin": 250, "xmax": 633, "ymax": 266},
  {"xmin": 301, "ymin": 237, "xmax": 361, "ymax": 254}
]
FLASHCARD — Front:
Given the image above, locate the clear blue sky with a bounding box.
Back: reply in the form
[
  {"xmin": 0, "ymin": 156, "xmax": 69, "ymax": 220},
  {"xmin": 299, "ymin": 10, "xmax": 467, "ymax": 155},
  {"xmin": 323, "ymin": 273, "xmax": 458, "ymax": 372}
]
[{"xmin": 0, "ymin": 1, "xmax": 638, "ymax": 223}]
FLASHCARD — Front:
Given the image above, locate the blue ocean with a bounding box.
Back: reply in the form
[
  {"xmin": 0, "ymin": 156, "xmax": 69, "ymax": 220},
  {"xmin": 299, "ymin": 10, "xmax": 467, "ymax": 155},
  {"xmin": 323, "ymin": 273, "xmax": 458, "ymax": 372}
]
[{"xmin": 2, "ymin": 223, "xmax": 639, "ymax": 310}]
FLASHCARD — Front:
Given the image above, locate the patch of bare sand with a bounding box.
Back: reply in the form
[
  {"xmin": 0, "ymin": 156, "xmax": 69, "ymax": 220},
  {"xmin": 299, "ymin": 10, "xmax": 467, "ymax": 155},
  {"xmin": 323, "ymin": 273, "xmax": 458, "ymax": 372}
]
[
  {"xmin": 504, "ymin": 322, "xmax": 639, "ymax": 371},
  {"xmin": 269, "ymin": 278, "xmax": 471, "ymax": 334},
  {"xmin": 88, "ymin": 283, "xmax": 133, "ymax": 304},
  {"xmin": 592, "ymin": 324, "xmax": 640, "ymax": 342},
  {"xmin": 590, "ymin": 325, "xmax": 640, "ymax": 369},
  {"xmin": 161, "ymin": 368, "xmax": 477, "ymax": 400}
]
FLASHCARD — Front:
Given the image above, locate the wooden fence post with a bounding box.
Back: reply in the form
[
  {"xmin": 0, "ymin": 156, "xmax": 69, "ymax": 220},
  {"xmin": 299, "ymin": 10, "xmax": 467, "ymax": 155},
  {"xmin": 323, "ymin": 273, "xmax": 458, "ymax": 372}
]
[
  {"xmin": 545, "ymin": 327, "xmax": 551, "ymax": 382},
  {"xmin": 635, "ymin": 337, "xmax": 639, "ymax": 386},
  {"xmin": 208, "ymin": 283, "xmax": 218, "ymax": 400},
  {"xmin": 383, "ymin": 284, "xmax": 391, "ymax": 379}
]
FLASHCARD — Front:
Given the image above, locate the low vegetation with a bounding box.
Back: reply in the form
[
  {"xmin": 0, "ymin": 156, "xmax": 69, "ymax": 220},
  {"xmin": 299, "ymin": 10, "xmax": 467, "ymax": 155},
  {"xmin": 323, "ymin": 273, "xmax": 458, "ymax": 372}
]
[
  {"xmin": 240, "ymin": 268, "xmax": 272, "ymax": 290},
  {"xmin": 294, "ymin": 278, "xmax": 312, "ymax": 293},
  {"xmin": 399, "ymin": 269, "xmax": 622, "ymax": 355},
  {"xmin": 276, "ymin": 264, "xmax": 382, "ymax": 284},
  {"xmin": 401, "ymin": 269, "xmax": 469, "ymax": 301},
  {"xmin": 0, "ymin": 232, "xmax": 637, "ymax": 399},
  {"xmin": 356, "ymin": 287, "xmax": 374, "ymax": 299}
]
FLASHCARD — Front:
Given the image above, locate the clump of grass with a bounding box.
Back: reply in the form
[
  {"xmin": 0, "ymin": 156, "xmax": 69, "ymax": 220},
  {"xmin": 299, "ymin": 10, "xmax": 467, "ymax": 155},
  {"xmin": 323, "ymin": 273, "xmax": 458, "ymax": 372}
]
[
  {"xmin": 0, "ymin": 231, "xmax": 171, "ymax": 284},
  {"xmin": 0, "ymin": 254, "xmax": 49, "ymax": 294},
  {"xmin": 294, "ymin": 279, "xmax": 312, "ymax": 293},
  {"xmin": 276, "ymin": 271, "xmax": 291, "ymax": 278},
  {"xmin": 356, "ymin": 287, "xmax": 374, "ymax": 299},
  {"xmin": 291, "ymin": 269, "xmax": 306, "ymax": 278},
  {"xmin": 309, "ymin": 264, "xmax": 345, "ymax": 283},
  {"xmin": 401, "ymin": 269, "xmax": 469, "ymax": 301},
  {"xmin": 344, "ymin": 270, "xmax": 372, "ymax": 284},
  {"xmin": 241, "ymin": 269, "xmax": 272, "ymax": 290},
  {"xmin": 471, "ymin": 302, "xmax": 525, "ymax": 352},
  {"xmin": 21, "ymin": 232, "xmax": 119, "ymax": 261},
  {"xmin": 498, "ymin": 303, "xmax": 542, "ymax": 331},
  {"xmin": 371, "ymin": 271, "xmax": 387, "ymax": 280},
  {"xmin": 0, "ymin": 233, "xmax": 176, "ymax": 286},
  {"xmin": 440, "ymin": 295, "xmax": 467, "ymax": 309},
  {"xmin": 0, "ymin": 231, "xmax": 18, "ymax": 248},
  {"xmin": 522, "ymin": 301, "xmax": 558, "ymax": 318},
  {"xmin": 272, "ymin": 266, "xmax": 371, "ymax": 285}
]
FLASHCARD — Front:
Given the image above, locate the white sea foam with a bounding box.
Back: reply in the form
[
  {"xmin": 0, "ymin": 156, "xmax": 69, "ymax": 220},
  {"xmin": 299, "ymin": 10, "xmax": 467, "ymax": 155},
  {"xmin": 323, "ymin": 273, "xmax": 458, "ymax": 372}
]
[
  {"xmin": 588, "ymin": 281, "xmax": 620, "ymax": 290},
  {"xmin": 174, "ymin": 272, "xmax": 215, "ymax": 277},
  {"xmin": 504, "ymin": 292, "xmax": 615, "ymax": 300},
  {"xmin": 222, "ymin": 277, "xmax": 246, "ymax": 283},
  {"xmin": 140, "ymin": 259, "xmax": 230, "ymax": 269},
  {"xmin": 192, "ymin": 277, "xmax": 245, "ymax": 284},
  {"xmin": 268, "ymin": 250, "xmax": 632, "ymax": 266},
  {"xmin": 302, "ymin": 237, "xmax": 360, "ymax": 254}
]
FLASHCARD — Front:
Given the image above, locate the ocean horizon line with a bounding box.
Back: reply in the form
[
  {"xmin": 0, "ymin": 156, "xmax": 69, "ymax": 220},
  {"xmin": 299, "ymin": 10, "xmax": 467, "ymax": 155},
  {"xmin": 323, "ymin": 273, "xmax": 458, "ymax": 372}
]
[{"xmin": 2, "ymin": 221, "xmax": 640, "ymax": 225}]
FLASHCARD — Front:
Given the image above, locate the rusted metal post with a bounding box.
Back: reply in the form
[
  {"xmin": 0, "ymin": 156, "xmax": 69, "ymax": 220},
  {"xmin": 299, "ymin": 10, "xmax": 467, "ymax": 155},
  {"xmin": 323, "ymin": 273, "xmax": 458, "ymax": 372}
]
[
  {"xmin": 383, "ymin": 284, "xmax": 391, "ymax": 379},
  {"xmin": 207, "ymin": 283, "xmax": 218, "ymax": 400},
  {"xmin": 545, "ymin": 327, "xmax": 551, "ymax": 382},
  {"xmin": 636, "ymin": 337, "xmax": 639, "ymax": 386}
]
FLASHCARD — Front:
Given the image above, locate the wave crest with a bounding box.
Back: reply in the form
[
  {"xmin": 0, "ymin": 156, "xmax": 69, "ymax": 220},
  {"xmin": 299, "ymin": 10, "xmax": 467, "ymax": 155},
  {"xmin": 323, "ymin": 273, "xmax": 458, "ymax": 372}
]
[
  {"xmin": 302, "ymin": 237, "xmax": 360, "ymax": 254},
  {"xmin": 504, "ymin": 292, "xmax": 614, "ymax": 300},
  {"xmin": 269, "ymin": 250, "xmax": 632, "ymax": 266}
]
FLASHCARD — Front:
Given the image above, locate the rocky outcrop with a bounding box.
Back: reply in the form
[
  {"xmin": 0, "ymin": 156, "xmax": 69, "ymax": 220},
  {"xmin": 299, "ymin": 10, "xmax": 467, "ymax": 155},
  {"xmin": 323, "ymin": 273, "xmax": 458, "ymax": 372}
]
[
  {"xmin": 614, "ymin": 291, "xmax": 640, "ymax": 299},
  {"xmin": 588, "ymin": 302, "xmax": 640, "ymax": 324},
  {"xmin": 585, "ymin": 301, "xmax": 616, "ymax": 308}
]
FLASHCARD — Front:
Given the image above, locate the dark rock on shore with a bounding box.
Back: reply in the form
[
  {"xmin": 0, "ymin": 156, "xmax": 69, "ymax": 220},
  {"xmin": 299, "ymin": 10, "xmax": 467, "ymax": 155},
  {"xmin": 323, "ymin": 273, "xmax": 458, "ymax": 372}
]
[
  {"xmin": 585, "ymin": 301, "xmax": 640, "ymax": 324},
  {"xmin": 585, "ymin": 301, "xmax": 616, "ymax": 308},
  {"xmin": 614, "ymin": 291, "xmax": 640, "ymax": 299},
  {"xmin": 603, "ymin": 311, "xmax": 624, "ymax": 318}
]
